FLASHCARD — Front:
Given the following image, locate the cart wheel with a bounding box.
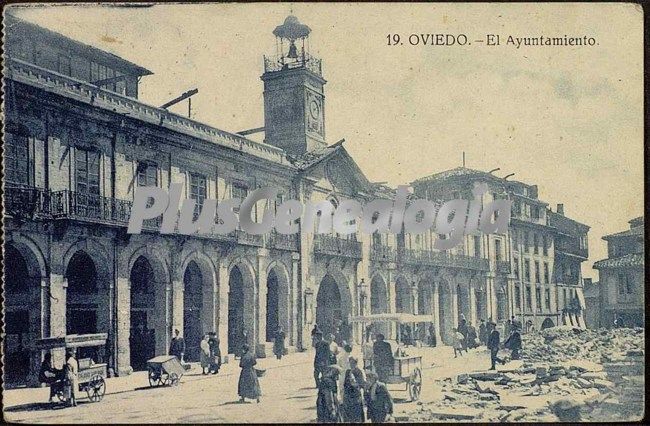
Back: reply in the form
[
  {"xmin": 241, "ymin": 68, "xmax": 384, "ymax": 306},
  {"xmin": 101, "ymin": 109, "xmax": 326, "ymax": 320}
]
[
  {"xmin": 87, "ymin": 374, "xmax": 106, "ymax": 402},
  {"xmin": 148, "ymin": 368, "xmax": 158, "ymax": 387},
  {"xmin": 408, "ymin": 368, "xmax": 422, "ymax": 401},
  {"xmin": 170, "ymin": 372, "xmax": 180, "ymax": 386}
]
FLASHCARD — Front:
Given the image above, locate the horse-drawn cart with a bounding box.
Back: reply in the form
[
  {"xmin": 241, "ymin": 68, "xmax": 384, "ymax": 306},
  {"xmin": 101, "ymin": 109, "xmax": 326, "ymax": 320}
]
[
  {"xmin": 351, "ymin": 313, "xmax": 431, "ymax": 401},
  {"xmin": 146, "ymin": 355, "xmax": 184, "ymax": 387},
  {"xmin": 34, "ymin": 333, "xmax": 108, "ymax": 403}
]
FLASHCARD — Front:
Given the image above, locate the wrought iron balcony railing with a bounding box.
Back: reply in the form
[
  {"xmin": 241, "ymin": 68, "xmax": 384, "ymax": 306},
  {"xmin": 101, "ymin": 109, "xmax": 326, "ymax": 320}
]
[
  {"xmin": 313, "ymin": 234, "xmax": 362, "ymax": 259},
  {"xmin": 269, "ymin": 231, "xmax": 299, "ymax": 251},
  {"xmin": 370, "ymin": 243, "xmax": 396, "ymax": 262},
  {"xmin": 263, "ymin": 53, "xmax": 322, "ymax": 76},
  {"xmin": 5, "ymin": 185, "xmax": 51, "ymax": 219},
  {"xmin": 401, "ymin": 248, "xmax": 490, "ymax": 271}
]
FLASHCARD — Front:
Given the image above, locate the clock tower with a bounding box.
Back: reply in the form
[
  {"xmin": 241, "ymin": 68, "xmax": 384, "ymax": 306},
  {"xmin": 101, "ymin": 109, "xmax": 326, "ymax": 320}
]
[{"xmin": 261, "ymin": 16, "xmax": 326, "ymax": 156}]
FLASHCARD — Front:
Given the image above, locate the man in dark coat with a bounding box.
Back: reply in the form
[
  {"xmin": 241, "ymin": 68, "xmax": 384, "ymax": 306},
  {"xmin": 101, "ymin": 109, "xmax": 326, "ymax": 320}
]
[
  {"xmin": 208, "ymin": 332, "xmax": 221, "ymax": 374},
  {"xmin": 273, "ymin": 327, "xmax": 286, "ymax": 360},
  {"xmin": 313, "ymin": 332, "xmax": 331, "ymax": 388},
  {"xmin": 487, "ymin": 328, "xmax": 506, "ymax": 370},
  {"xmin": 504, "ymin": 325, "xmax": 522, "ymax": 360},
  {"xmin": 342, "ymin": 357, "xmax": 365, "ymax": 423},
  {"xmin": 458, "ymin": 318, "xmax": 469, "ymax": 352},
  {"xmin": 311, "ymin": 324, "xmax": 322, "ymax": 348},
  {"xmin": 372, "ymin": 334, "xmax": 393, "ymax": 382},
  {"xmin": 169, "ymin": 329, "xmax": 185, "ymax": 362},
  {"xmin": 466, "ymin": 323, "xmax": 478, "ymax": 349},
  {"xmin": 364, "ymin": 371, "xmax": 393, "ymax": 423}
]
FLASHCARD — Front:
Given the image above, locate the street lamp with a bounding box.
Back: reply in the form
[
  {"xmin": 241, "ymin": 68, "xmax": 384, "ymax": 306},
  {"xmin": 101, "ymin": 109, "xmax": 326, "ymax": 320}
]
[
  {"xmin": 358, "ymin": 278, "xmax": 368, "ymax": 316},
  {"xmin": 304, "ymin": 287, "xmax": 314, "ymax": 324},
  {"xmin": 411, "ymin": 281, "xmax": 418, "ymax": 314}
]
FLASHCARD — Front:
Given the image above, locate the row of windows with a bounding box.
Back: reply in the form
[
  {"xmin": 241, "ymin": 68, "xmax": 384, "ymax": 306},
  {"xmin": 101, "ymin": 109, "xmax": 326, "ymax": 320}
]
[
  {"xmin": 516, "ymin": 285, "xmax": 552, "ymax": 311},
  {"xmin": 514, "ymin": 257, "xmax": 550, "ymax": 284},
  {"xmin": 512, "ymin": 230, "xmax": 550, "ymax": 256},
  {"xmin": 511, "ymin": 200, "xmax": 544, "ymax": 220},
  {"xmin": 617, "ymin": 273, "xmax": 634, "ymax": 295}
]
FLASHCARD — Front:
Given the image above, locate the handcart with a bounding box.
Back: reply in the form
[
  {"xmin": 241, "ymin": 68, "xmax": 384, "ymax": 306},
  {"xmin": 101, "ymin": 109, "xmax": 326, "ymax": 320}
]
[
  {"xmin": 34, "ymin": 333, "xmax": 108, "ymax": 403},
  {"xmin": 146, "ymin": 355, "xmax": 185, "ymax": 387}
]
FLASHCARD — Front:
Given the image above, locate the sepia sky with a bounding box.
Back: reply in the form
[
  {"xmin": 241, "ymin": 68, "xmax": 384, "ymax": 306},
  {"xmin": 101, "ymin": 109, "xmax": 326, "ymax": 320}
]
[{"xmin": 8, "ymin": 3, "xmax": 644, "ymax": 279}]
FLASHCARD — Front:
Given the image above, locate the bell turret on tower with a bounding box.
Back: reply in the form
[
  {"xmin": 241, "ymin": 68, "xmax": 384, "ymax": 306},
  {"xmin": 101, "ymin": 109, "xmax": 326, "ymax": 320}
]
[{"xmin": 262, "ymin": 15, "xmax": 326, "ymax": 156}]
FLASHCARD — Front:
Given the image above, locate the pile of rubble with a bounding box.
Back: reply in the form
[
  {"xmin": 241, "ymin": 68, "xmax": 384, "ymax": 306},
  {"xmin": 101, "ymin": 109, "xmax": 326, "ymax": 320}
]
[{"xmin": 410, "ymin": 326, "xmax": 644, "ymax": 422}]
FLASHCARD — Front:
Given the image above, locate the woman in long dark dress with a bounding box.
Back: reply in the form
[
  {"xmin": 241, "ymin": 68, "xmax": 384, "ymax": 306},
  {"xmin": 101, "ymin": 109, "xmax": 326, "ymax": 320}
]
[
  {"xmin": 238, "ymin": 344, "xmax": 261, "ymax": 403},
  {"xmin": 342, "ymin": 357, "xmax": 365, "ymax": 423},
  {"xmin": 316, "ymin": 365, "xmax": 342, "ymax": 423}
]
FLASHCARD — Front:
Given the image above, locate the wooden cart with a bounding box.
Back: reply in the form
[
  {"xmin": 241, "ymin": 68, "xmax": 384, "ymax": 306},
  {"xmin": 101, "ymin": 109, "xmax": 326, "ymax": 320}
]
[
  {"xmin": 146, "ymin": 355, "xmax": 184, "ymax": 387},
  {"xmin": 34, "ymin": 333, "xmax": 108, "ymax": 403},
  {"xmin": 351, "ymin": 313, "xmax": 430, "ymax": 401}
]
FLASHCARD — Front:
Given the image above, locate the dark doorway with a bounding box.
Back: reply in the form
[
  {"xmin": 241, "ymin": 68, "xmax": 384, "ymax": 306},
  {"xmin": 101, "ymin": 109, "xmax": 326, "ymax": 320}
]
[
  {"xmin": 130, "ymin": 256, "xmax": 156, "ymax": 370},
  {"xmin": 4, "ymin": 244, "xmax": 31, "ymax": 385},
  {"xmin": 316, "ymin": 275, "xmax": 341, "ymax": 338},
  {"xmin": 228, "ymin": 266, "xmax": 245, "ymax": 354},
  {"xmin": 66, "ymin": 251, "xmax": 100, "ymax": 360},
  {"xmin": 266, "ymin": 270, "xmax": 279, "ymax": 342},
  {"xmin": 183, "ymin": 261, "xmax": 203, "ymax": 362}
]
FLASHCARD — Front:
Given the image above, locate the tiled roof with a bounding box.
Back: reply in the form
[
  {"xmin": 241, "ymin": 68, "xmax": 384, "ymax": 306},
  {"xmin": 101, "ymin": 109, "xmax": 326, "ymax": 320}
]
[
  {"xmin": 593, "ymin": 253, "xmax": 644, "ymax": 269},
  {"xmin": 603, "ymin": 225, "xmax": 644, "ymax": 240},
  {"xmin": 412, "ymin": 167, "xmax": 490, "ymax": 184}
]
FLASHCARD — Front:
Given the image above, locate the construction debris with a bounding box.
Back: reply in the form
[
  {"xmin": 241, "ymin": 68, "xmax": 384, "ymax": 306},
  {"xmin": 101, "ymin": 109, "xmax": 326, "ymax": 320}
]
[{"xmin": 408, "ymin": 326, "xmax": 644, "ymax": 422}]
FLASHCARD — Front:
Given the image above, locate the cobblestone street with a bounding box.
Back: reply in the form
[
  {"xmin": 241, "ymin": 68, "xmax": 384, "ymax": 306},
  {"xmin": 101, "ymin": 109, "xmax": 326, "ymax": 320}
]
[{"xmin": 4, "ymin": 346, "xmax": 496, "ymax": 423}]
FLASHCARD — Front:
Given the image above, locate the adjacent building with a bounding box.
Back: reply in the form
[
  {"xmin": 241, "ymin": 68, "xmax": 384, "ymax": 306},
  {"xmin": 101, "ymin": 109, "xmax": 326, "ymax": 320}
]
[
  {"xmin": 3, "ymin": 14, "xmax": 591, "ymax": 386},
  {"xmin": 593, "ymin": 217, "xmax": 645, "ymax": 328}
]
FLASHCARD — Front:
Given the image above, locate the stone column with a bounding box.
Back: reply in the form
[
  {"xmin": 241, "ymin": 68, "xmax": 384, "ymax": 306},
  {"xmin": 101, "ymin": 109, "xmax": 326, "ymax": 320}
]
[
  {"xmin": 387, "ymin": 278, "xmax": 397, "ymax": 340},
  {"xmin": 257, "ymin": 259, "xmax": 268, "ymax": 357},
  {"xmin": 171, "ymin": 279, "xmax": 184, "ymax": 339},
  {"xmin": 432, "ymin": 282, "xmax": 442, "ymax": 345},
  {"xmin": 291, "ymin": 254, "xmax": 300, "ymax": 347},
  {"xmin": 49, "ymin": 273, "xmax": 67, "ymax": 368},
  {"xmin": 115, "ymin": 276, "xmax": 132, "ymax": 376},
  {"xmin": 469, "ymin": 284, "xmax": 478, "ymax": 325},
  {"xmin": 217, "ymin": 262, "xmax": 230, "ymax": 357}
]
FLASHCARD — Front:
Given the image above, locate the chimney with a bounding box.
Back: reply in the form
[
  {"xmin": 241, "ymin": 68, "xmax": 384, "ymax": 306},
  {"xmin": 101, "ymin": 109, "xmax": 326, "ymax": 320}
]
[{"xmin": 557, "ymin": 204, "xmax": 564, "ymax": 215}]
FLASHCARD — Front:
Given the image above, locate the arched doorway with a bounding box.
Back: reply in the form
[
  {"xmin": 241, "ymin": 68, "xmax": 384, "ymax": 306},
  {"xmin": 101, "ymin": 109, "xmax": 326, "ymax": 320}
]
[
  {"xmin": 541, "ymin": 318, "xmax": 555, "ymax": 330},
  {"xmin": 129, "ymin": 256, "xmax": 157, "ymax": 370},
  {"xmin": 438, "ymin": 280, "xmax": 452, "ymax": 345},
  {"xmin": 457, "ymin": 284, "xmax": 470, "ymax": 324},
  {"xmin": 417, "ymin": 281, "xmax": 433, "ymax": 344},
  {"xmin": 266, "ymin": 269, "xmax": 279, "ymax": 341},
  {"xmin": 4, "ymin": 244, "xmax": 35, "ymax": 385},
  {"xmin": 66, "ymin": 250, "xmax": 107, "ymax": 361},
  {"xmin": 316, "ymin": 274, "xmax": 342, "ymax": 338},
  {"xmin": 370, "ymin": 275, "xmax": 388, "ymax": 338},
  {"xmin": 183, "ymin": 261, "xmax": 203, "ymax": 361},
  {"xmin": 395, "ymin": 277, "xmax": 412, "ymax": 314},
  {"xmin": 228, "ymin": 266, "xmax": 245, "ymax": 354}
]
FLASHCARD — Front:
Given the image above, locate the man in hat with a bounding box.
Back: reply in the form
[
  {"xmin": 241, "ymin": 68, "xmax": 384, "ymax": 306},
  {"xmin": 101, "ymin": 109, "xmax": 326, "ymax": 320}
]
[
  {"xmin": 169, "ymin": 329, "xmax": 185, "ymax": 362},
  {"xmin": 364, "ymin": 371, "xmax": 393, "ymax": 423},
  {"xmin": 504, "ymin": 323, "xmax": 522, "ymax": 360},
  {"xmin": 316, "ymin": 365, "xmax": 342, "ymax": 422},
  {"xmin": 313, "ymin": 331, "xmax": 331, "ymax": 388}
]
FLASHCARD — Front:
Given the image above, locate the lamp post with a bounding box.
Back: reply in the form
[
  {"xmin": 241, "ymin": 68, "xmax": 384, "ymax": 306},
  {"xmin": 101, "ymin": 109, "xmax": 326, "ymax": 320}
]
[
  {"xmin": 358, "ymin": 278, "xmax": 368, "ymax": 316},
  {"xmin": 411, "ymin": 281, "xmax": 418, "ymax": 315},
  {"xmin": 304, "ymin": 287, "xmax": 314, "ymax": 325}
]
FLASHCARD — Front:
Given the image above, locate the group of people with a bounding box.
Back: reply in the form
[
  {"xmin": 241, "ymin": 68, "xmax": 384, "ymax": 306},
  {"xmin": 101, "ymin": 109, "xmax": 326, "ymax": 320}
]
[
  {"xmin": 38, "ymin": 349, "xmax": 79, "ymax": 407},
  {"xmin": 199, "ymin": 332, "xmax": 222, "ymax": 375},
  {"xmin": 313, "ymin": 328, "xmax": 394, "ymax": 423}
]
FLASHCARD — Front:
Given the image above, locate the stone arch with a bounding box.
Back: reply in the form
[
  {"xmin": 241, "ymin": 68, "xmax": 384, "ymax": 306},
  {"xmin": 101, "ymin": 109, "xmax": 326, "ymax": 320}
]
[
  {"xmin": 63, "ymin": 241, "xmax": 112, "ymax": 363},
  {"xmin": 127, "ymin": 246, "xmax": 171, "ymax": 369},
  {"xmin": 227, "ymin": 258, "xmax": 257, "ymax": 354},
  {"xmin": 265, "ymin": 260, "xmax": 291, "ymax": 342},
  {"xmin": 179, "ymin": 251, "xmax": 218, "ymax": 362},
  {"xmin": 3, "ymin": 236, "xmax": 48, "ymax": 386},
  {"xmin": 316, "ymin": 272, "xmax": 353, "ymax": 339}
]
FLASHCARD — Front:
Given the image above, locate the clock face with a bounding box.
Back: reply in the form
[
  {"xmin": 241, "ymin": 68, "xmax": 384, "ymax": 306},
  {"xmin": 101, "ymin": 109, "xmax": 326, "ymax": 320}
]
[{"xmin": 309, "ymin": 99, "xmax": 320, "ymax": 120}]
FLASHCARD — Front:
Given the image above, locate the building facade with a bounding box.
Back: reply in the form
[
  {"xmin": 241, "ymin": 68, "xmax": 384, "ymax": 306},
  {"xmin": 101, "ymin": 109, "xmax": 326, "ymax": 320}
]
[
  {"xmin": 3, "ymin": 14, "xmax": 590, "ymax": 386},
  {"xmin": 593, "ymin": 217, "xmax": 645, "ymax": 328}
]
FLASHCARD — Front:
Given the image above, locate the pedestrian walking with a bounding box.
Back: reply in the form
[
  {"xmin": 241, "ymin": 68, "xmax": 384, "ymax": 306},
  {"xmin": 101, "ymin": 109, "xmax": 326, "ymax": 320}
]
[
  {"xmin": 311, "ymin": 324, "xmax": 322, "ymax": 348},
  {"xmin": 458, "ymin": 318, "xmax": 469, "ymax": 353},
  {"xmin": 316, "ymin": 365, "xmax": 343, "ymax": 423},
  {"xmin": 337, "ymin": 343, "xmax": 353, "ymax": 398},
  {"xmin": 208, "ymin": 332, "xmax": 221, "ymax": 374},
  {"xmin": 487, "ymin": 328, "xmax": 506, "ymax": 370},
  {"xmin": 63, "ymin": 348, "xmax": 78, "ymax": 407},
  {"xmin": 39, "ymin": 352, "xmax": 63, "ymax": 403},
  {"xmin": 364, "ymin": 371, "xmax": 393, "ymax": 423},
  {"xmin": 273, "ymin": 327, "xmax": 286, "ymax": 360},
  {"xmin": 504, "ymin": 324, "xmax": 522, "ymax": 360},
  {"xmin": 313, "ymin": 331, "xmax": 331, "ymax": 388},
  {"xmin": 169, "ymin": 329, "xmax": 185, "ymax": 362},
  {"xmin": 342, "ymin": 357, "xmax": 365, "ymax": 423},
  {"xmin": 200, "ymin": 334, "xmax": 211, "ymax": 374},
  {"xmin": 466, "ymin": 323, "xmax": 478, "ymax": 349},
  {"xmin": 237, "ymin": 344, "xmax": 261, "ymax": 403},
  {"xmin": 453, "ymin": 328, "xmax": 465, "ymax": 358}
]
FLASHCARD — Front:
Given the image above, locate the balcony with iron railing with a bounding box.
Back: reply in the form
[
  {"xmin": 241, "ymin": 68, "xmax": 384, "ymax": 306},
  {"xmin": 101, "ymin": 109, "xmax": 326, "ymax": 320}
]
[
  {"xmin": 268, "ymin": 230, "xmax": 299, "ymax": 251},
  {"xmin": 496, "ymin": 260, "xmax": 511, "ymax": 274},
  {"xmin": 370, "ymin": 242, "xmax": 396, "ymax": 262},
  {"xmin": 313, "ymin": 234, "xmax": 362, "ymax": 259},
  {"xmin": 263, "ymin": 53, "xmax": 322, "ymax": 76},
  {"xmin": 400, "ymin": 248, "xmax": 490, "ymax": 271}
]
